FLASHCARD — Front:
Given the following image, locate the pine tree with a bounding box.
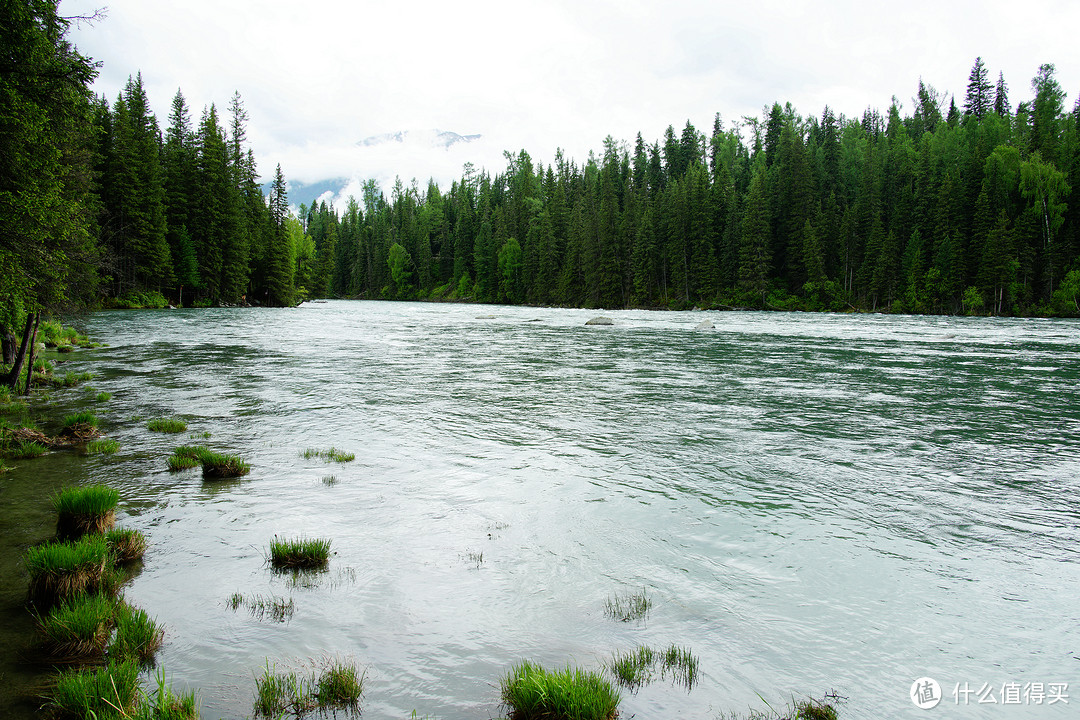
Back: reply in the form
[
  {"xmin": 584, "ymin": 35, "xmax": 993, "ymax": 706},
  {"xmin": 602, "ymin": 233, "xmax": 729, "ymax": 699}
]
[{"xmin": 964, "ymin": 57, "xmax": 993, "ymax": 120}]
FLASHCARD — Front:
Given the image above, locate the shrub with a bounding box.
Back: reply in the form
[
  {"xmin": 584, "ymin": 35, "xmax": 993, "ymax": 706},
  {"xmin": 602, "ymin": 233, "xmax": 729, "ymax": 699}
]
[
  {"xmin": 148, "ymin": 417, "xmax": 187, "ymax": 433},
  {"xmin": 53, "ymin": 484, "xmax": 119, "ymax": 538},
  {"xmin": 501, "ymin": 661, "xmax": 620, "ymax": 720},
  {"xmin": 268, "ymin": 536, "xmax": 331, "ymax": 570}
]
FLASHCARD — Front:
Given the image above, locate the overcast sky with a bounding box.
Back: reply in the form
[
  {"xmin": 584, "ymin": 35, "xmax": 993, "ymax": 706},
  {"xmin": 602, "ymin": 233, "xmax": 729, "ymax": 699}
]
[{"xmin": 60, "ymin": 0, "xmax": 1080, "ymax": 206}]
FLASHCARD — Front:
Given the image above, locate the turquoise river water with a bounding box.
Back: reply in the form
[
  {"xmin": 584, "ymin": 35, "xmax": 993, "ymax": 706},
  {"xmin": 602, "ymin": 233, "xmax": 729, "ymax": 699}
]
[{"xmin": 1, "ymin": 301, "xmax": 1078, "ymax": 719}]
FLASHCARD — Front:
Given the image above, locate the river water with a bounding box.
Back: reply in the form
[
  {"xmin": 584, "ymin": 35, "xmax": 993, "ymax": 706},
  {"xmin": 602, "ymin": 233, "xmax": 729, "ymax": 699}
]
[{"xmin": 2, "ymin": 301, "xmax": 1078, "ymax": 719}]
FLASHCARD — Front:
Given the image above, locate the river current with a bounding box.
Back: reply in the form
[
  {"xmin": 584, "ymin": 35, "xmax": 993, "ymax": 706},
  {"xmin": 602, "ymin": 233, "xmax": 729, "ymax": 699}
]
[{"xmin": 1, "ymin": 301, "xmax": 1078, "ymax": 719}]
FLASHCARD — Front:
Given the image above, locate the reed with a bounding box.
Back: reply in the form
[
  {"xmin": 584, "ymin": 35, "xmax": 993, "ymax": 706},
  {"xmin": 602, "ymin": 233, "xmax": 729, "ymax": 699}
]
[
  {"xmin": 147, "ymin": 417, "xmax": 187, "ymax": 433},
  {"xmin": 37, "ymin": 592, "xmax": 115, "ymax": 659},
  {"xmin": 268, "ymin": 536, "xmax": 331, "ymax": 570},
  {"xmin": 53, "ymin": 484, "xmax": 119, "ymax": 538},
  {"xmin": 604, "ymin": 588, "xmax": 652, "ymax": 622},
  {"xmin": 136, "ymin": 670, "xmax": 200, "ymax": 720},
  {"xmin": 50, "ymin": 659, "xmax": 141, "ymax": 719},
  {"xmin": 109, "ymin": 601, "xmax": 164, "ymax": 664},
  {"xmin": 106, "ymin": 527, "xmax": 147, "ymax": 564},
  {"xmin": 501, "ymin": 661, "xmax": 620, "ymax": 720},
  {"xmin": 25, "ymin": 535, "xmax": 110, "ymax": 609},
  {"xmin": 659, "ymin": 644, "xmax": 699, "ymax": 689},
  {"xmin": 605, "ymin": 645, "xmax": 657, "ymax": 690}
]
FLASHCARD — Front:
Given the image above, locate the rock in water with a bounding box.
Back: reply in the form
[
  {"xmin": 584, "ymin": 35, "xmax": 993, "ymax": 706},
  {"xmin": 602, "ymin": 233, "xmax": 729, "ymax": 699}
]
[
  {"xmin": 695, "ymin": 320, "xmax": 714, "ymax": 330},
  {"xmin": 585, "ymin": 316, "xmax": 614, "ymax": 326}
]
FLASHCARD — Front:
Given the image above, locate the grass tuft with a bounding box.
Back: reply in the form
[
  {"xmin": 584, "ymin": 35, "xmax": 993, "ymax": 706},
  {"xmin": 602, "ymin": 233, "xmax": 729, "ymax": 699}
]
[
  {"xmin": 95, "ymin": 391, "xmax": 112, "ymax": 402},
  {"xmin": 604, "ymin": 588, "xmax": 652, "ymax": 622},
  {"xmin": 605, "ymin": 644, "xmax": 699, "ymax": 691},
  {"xmin": 106, "ymin": 528, "xmax": 147, "ymax": 564},
  {"xmin": 300, "ymin": 447, "xmax": 356, "ymax": 463},
  {"xmin": 253, "ymin": 659, "xmax": 363, "ymax": 718},
  {"xmin": 147, "ymin": 417, "xmax": 187, "ymax": 433},
  {"xmin": 4, "ymin": 439, "xmax": 47, "ymax": 459},
  {"xmin": 659, "ymin": 644, "xmax": 699, "ymax": 689},
  {"xmin": 87, "ymin": 438, "xmax": 119, "ymax": 455},
  {"xmin": 138, "ymin": 669, "xmax": 200, "ymax": 720},
  {"xmin": 53, "ymin": 484, "xmax": 119, "ymax": 538},
  {"xmin": 26, "ymin": 535, "xmax": 110, "ymax": 609},
  {"xmin": 109, "ymin": 601, "xmax": 164, "ymax": 664},
  {"xmin": 268, "ymin": 536, "xmax": 332, "ymax": 570},
  {"xmin": 200, "ymin": 450, "xmax": 250, "ymax": 479},
  {"xmin": 717, "ymin": 693, "xmax": 844, "ymax": 720},
  {"xmin": 51, "ymin": 659, "xmax": 141, "ymax": 719},
  {"xmin": 313, "ymin": 659, "xmax": 364, "ymax": 709},
  {"xmin": 62, "ymin": 411, "xmax": 98, "ymax": 428},
  {"xmin": 502, "ymin": 661, "xmax": 620, "ymax": 720},
  {"xmin": 37, "ymin": 592, "xmax": 115, "ymax": 659}
]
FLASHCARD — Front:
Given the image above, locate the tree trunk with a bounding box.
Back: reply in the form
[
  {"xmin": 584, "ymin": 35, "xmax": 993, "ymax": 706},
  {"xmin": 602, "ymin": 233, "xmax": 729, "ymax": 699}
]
[
  {"xmin": 1, "ymin": 325, "xmax": 16, "ymax": 365},
  {"xmin": 22, "ymin": 313, "xmax": 41, "ymax": 395},
  {"xmin": 3, "ymin": 313, "xmax": 36, "ymax": 390}
]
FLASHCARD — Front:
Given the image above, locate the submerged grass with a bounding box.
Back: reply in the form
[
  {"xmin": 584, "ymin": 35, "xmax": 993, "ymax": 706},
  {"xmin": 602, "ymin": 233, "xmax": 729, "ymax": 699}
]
[
  {"xmin": 268, "ymin": 536, "xmax": 332, "ymax": 570},
  {"xmin": 227, "ymin": 593, "xmax": 296, "ymax": 623},
  {"xmin": 300, "ymin": 447, "xmax": 356, "ymax": 463},
  {"xmin": 604, "ymin": 588, "xmax": 652, "ymax": 622},
  {"xmin": 147, "ymin": 417, "xmax": 187, "ymax": 433},
  {"xmin": 253, "ymin": 659, "xmax": 363, "ymax": 718},
  {"xmin": 718, "ymin": 693, "xmax": 843, "ymax": 720},
  {"xmin": 605, "ymin": 644, "xmax": 699, "ymax": 691},
  {"xmin": 502, "ymin": 661, "xmax": 620, "ymax": 720}
]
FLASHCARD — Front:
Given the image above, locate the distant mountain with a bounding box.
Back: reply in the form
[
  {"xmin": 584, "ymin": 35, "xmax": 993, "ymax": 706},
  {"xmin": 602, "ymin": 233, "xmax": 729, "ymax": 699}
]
[
  {"xmin": 357, "ymin": 129, "xmax": 482, "ymax": 150},
  {"xmin": 260, "ymin": 177, "xmax": 349, "ymax": 210}
]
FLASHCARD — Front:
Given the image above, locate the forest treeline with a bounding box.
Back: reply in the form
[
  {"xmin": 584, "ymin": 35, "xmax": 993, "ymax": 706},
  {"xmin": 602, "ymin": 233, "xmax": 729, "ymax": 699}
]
[{"xmin": 4, "ymin": 3, "xmax": 1080, "ymax": 362}]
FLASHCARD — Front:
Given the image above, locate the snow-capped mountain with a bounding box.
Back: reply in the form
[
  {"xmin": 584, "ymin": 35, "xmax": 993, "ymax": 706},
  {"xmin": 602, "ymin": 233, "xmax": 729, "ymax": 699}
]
[{"xmin": 357, "ymin": 129, "xmax": 482, "ymax": 150}]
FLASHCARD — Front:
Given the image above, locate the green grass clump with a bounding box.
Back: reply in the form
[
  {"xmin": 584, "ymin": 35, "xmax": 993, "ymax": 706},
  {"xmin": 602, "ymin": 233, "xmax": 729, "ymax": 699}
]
[
  {"xmin": 4, "ymin": 439, "xmax": 47, "ymax": 459},
  {"xmin": 37, "ymin": 592, "xmax": 115, "ymax": 658},
  {"xmin": 300, "ymin": 447, "xmax": 355, "ymax": 463},
  {"xmin": 109, "ymin": 602, "xmax": 164, "ymax": 664},
  {"xmin": 200, "ymin": 451, "xmax": 250, "ymax": 479},
  {"xmin": 166, "ymin": 445, "xmax": 208, "ymax": 471},
  {"xmin": 147, "ymin": 417, "xmax": 187, "ymax": 433},
  {"xmin": 314, "ymin": 659, "xmax": 364, "ymax": 709},
  {"xmin": 25, "ymin": 535, "xmax": 110, "ymax": 609},
  {"xmin": 106, "ymin": 527, "xmax": 147, "ymax": 564},
  {"xmin": 87, "ymin": 438, "xmax": 119, "ymax": 454},
  {"xmin": 502, "ymin": 661, "xmax": 620, "ymax": 720},
  {"xmin": 136, "ymin": 670, "xmax": 200, "ymax": 720},
  {"xmin": 254, "ymin": 664, "xmax": 307, "ymax": 718},
  {"xmin": 53, "ymin": 484, "xmax": 119, "ymax": 538},
  {"xmin": 62, "ymin": 410, "xmax": 98, "ymax": 428},
  {"xmin": 604, "ymin": 588, "xmax": 652, "ymax": 622},
  {"xmin": 268, "ymin": 536, "xmax": 332, "ymax": 570},
  {"xmin": 718, "ymin": 694, "xmax": 842, "ymax": 720},
  {"xmin": 51, "ymin": 659, "xmax": 141, "ymax": 719},
  {"xmin": 55, "ymin": 371, "xmax": 93, "ymax": 388},
  {"xmin": 95, "ymin": 391, "xmax": 112, "ymax": 402}
]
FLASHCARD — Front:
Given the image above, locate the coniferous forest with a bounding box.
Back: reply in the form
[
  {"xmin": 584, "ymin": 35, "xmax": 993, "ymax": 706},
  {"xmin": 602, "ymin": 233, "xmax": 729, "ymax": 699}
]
[{"xmin": 5, "ymin": 2, "xmax": 1080, "ymax": 347}]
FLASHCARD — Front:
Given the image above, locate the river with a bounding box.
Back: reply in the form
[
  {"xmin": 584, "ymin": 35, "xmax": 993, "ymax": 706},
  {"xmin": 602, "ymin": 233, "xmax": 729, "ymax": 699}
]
[{"xmin": 1, "ymin": 301, "xmax": 1078, "ymax": 719}]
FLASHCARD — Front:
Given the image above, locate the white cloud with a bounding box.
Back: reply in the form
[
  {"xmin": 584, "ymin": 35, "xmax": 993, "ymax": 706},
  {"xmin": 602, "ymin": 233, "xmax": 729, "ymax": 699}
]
[{"xmin": 61, "ymin": 0, "xmax": 1080, "ymax": 194}]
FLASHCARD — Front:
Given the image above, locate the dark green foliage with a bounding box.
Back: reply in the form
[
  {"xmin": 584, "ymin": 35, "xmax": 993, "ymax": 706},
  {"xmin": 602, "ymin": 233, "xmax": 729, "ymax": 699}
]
[
  {"xmin": 25, "ymin": 535, "xmax": 110, "ymax": 609},
  {"xmin": 37, "ymin": 592, "xmax": 115, "ymax": 658},
  {"xmin": 501, "ymin": 661, "xmax": 620, "ymax": 720}
]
